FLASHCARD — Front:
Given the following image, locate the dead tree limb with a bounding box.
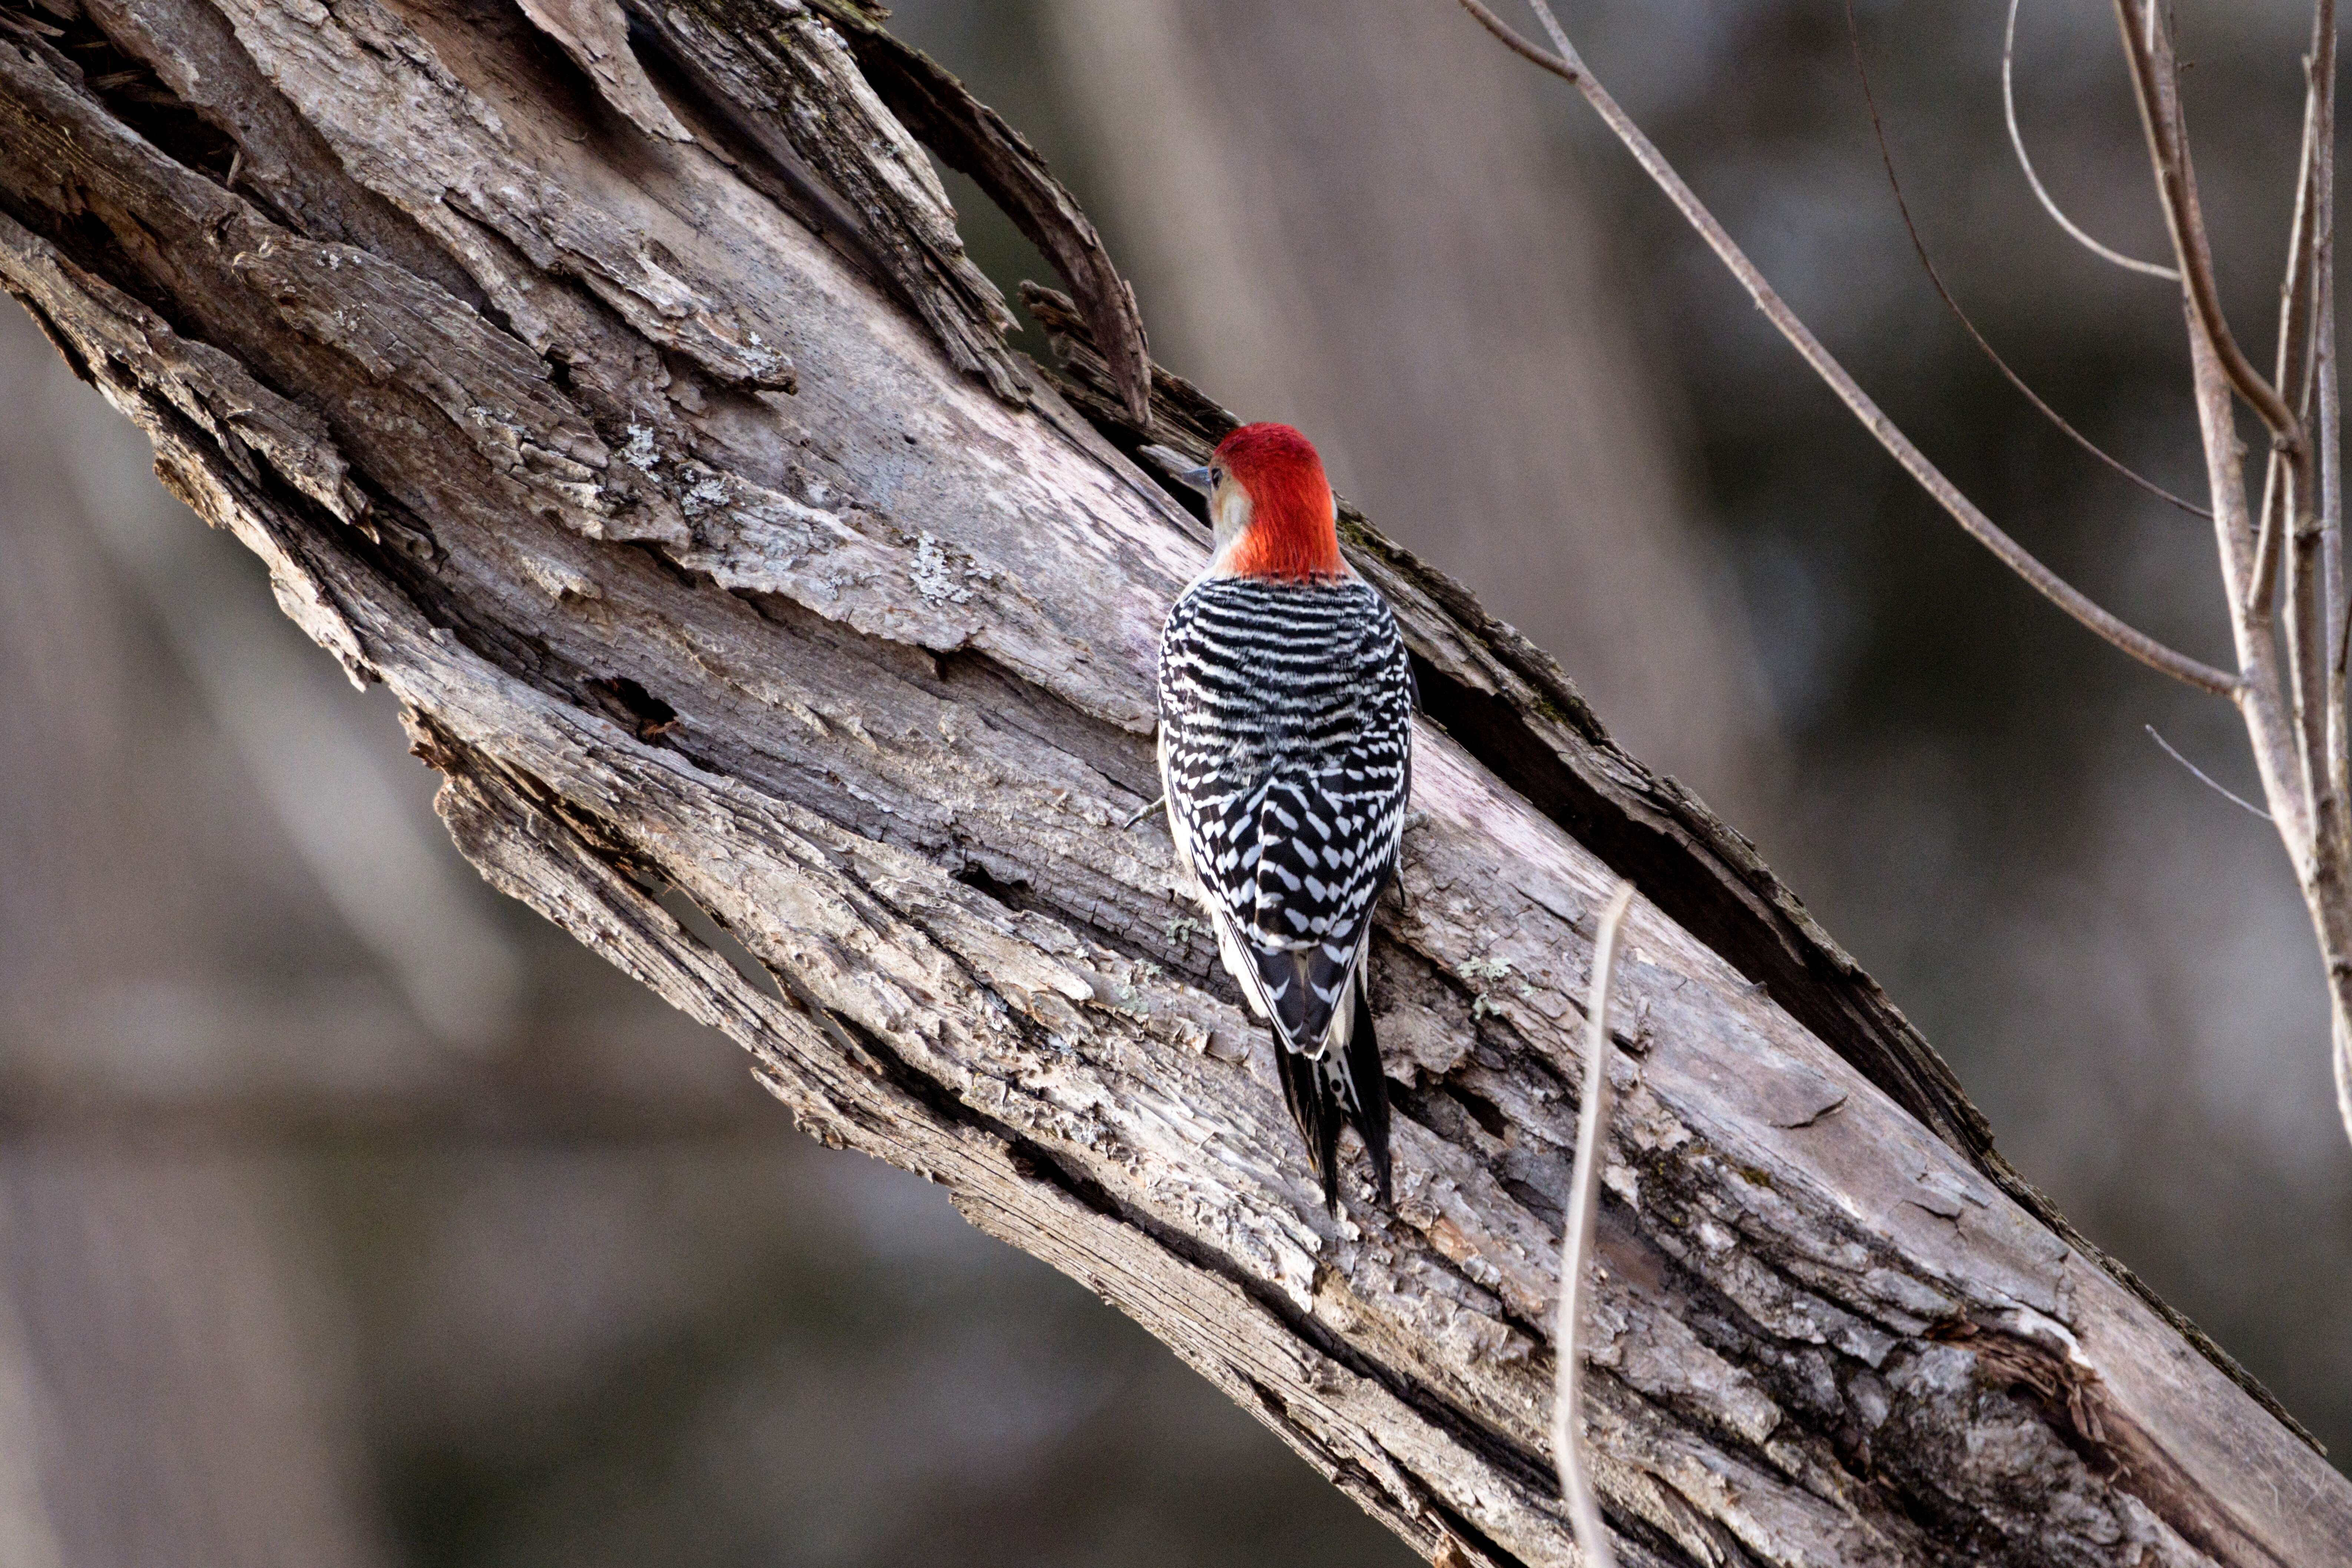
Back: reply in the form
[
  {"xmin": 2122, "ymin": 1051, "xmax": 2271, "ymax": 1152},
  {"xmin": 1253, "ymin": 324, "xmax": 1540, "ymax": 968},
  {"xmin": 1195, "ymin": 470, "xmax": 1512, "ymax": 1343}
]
[{"xmin": 0, "ymin": 0, "xmax": 2344, "ymax": 1562}]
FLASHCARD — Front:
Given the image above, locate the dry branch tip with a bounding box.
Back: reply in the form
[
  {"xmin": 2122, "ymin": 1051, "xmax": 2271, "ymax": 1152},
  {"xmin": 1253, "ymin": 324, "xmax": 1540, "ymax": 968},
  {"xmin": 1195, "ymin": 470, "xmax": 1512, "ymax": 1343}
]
[
  {"xmin": 1554, "ymin": 877, "xmax": 1636, "ymax": 1568},
  {"xmin": 2003, "ymin": 0, "xmax": 2180, "ymax": 281}
]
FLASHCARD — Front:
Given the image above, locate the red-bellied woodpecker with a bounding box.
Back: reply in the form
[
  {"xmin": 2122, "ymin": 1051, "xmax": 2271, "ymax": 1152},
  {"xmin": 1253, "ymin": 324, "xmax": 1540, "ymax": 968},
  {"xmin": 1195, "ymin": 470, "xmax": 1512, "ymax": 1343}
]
[{"xmin": 1156, "ymin": 423, "xmax": 1414, "ymax": 1211}]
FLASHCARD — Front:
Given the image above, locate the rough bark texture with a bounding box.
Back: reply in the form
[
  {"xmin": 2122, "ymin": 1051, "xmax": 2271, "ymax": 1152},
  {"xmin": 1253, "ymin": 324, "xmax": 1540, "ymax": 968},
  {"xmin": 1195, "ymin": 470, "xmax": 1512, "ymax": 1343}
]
[{"xmin": 0, "ymin": 0, "xmax": 2344, "ymax": 1563}]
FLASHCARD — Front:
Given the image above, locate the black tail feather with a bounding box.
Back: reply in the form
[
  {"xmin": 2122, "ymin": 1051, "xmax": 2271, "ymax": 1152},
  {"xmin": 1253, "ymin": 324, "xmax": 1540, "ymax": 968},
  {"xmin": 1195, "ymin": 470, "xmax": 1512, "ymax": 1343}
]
[
  {"xmin": 1274, "ymin": 1042, "xmax": 1342, "ymax": 1211},
  {"xmin": 1272, "ymin": 981, "xmax": 1391, "ymax": 1213},
  {"xmin": 1347, "ymin": 981, "xmax": 1392, "ymax": 1206}
]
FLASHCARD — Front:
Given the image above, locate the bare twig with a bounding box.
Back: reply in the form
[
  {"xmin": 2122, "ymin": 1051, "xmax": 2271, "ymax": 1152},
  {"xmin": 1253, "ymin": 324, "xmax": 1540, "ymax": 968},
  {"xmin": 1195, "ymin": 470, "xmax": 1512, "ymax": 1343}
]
[
  {"xmin": 2329, "ymin": 243, "xmax": 2347, "ymax": 685},
  {"xmin": 2139, "ymin": 0, "xmax": 2352, "ymax": 1156},
  {"xmin": 2253, "ymin": 474, "xmax": 2293, "ymax": 627},
  {"xmin": 2323, "ymin": 56, "xmax": 2346, "ymax": 841},
  {"xmin": 1508, "ymin": 0, "xmax": 1579, "ymax": 67},
  {"xmin": 2115, "ymin": 0, "xmax": 2304, "ymax": 448},
  {"xmin": 2002, "ymin": 0, "xmax": 2180, "ymax": 281},
  {"xmin": 2144, "ymin": 726, "xmax": 2275, "ymax": 820},
  {"xmin": 2248, "ymin": 26, "xmax": 2330, "ymax": 623},
  {"xmin": 2289, "ymin": 0, "xmax": 2352, "ymax": 1162},
  {"xmin": 1851, "ymin": 2, "xmax": 2211, "ymax": 521},
  {"xmin": 2285, "ymin": 2, "xmax": 2339, "ymax": 860},
  {"xmin": 2250, "ymin": 461, "xmax": 2307, "ymax": 638},
  {"xmin": 1555, "ymin": 878, "xmax": 1636, "ymax": 1568},
  {"xmin": 1450, "ymin": 0, "xmax": 2239, "ymax": 696},
  {"xmin": 2186, "ymin": 307, "xmax": 2312, "ymax": 853}
]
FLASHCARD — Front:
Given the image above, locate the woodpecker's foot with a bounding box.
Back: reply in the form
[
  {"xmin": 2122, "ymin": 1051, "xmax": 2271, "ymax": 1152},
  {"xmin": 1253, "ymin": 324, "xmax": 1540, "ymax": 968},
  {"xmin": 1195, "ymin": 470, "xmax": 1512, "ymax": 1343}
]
[{"xmin": 1121, "ymin": 793, "xmax": 1167, "ymax": 831}]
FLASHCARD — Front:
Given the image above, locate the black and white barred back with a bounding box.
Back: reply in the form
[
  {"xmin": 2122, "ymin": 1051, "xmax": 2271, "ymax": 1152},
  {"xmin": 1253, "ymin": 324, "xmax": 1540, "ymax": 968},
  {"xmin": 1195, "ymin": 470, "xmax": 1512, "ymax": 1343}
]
[{"xmin": 1156, "ymin": 572, "xmax": 1415, "ymax": 1208}]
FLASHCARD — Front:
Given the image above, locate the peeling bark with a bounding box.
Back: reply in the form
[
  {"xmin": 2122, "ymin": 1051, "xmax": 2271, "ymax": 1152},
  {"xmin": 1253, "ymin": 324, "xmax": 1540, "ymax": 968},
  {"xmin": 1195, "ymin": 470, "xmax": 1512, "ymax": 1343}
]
[{"xmin": 0, "ymin": 1, "xmax": 2343, "ymax": 1563}]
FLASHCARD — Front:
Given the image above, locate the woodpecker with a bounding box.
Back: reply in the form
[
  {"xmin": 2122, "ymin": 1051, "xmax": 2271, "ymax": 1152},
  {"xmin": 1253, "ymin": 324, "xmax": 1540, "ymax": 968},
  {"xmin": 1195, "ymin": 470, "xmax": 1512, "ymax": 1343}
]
[{"xmin": 1156, "ymin": 423, "xmax": 1414, "ymax": 1210}]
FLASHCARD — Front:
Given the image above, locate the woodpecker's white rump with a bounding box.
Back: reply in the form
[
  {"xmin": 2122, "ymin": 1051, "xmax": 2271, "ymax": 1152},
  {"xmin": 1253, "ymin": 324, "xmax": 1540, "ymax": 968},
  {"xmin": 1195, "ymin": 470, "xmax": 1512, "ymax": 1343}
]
[{"xmin": 1155, "ymin": 422, "xmax": 1413, "ymax": 1209}]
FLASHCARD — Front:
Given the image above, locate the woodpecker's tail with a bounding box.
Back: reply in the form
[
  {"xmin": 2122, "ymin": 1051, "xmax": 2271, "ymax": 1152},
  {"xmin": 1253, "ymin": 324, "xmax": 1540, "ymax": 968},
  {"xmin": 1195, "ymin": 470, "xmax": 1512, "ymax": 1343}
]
[
  {"xmin": 1274, "ymin": 1044, "xmax": 1341, "ymax": 1212},
  {"xmin": 1273, "ymin": 978, "xmax": 1392, "ymax": 1213},
  {"xmin": 1346, "ymin": 979, "xmax": 1394, "ymax": 1205}
]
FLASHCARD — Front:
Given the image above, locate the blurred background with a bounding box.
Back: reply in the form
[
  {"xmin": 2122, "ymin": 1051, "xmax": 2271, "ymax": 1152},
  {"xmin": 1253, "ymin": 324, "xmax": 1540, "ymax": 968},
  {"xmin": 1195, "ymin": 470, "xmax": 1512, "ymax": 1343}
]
[{"xmin": 1, "ymin": 0, "xmax": 2345, "ymax": 1562}]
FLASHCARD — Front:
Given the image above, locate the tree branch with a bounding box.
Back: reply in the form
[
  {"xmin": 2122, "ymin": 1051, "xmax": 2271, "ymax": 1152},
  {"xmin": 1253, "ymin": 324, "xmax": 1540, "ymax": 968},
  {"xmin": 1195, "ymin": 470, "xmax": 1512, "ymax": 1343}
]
[
  {"xmin": 2001, "ymin": 0, "xmax": 2181, "ymax": 281},
  {"xmin": 2248, "ymin": 8, "xmax": 2330, "ymax": 625},
  {"xmin": 1553, "ymin": 879, "xmax": 1633, "ymax": 1568},
  {"xmin": 2114, "ymin": 0, "xmax": 2305, "ymax": 448},
  {"xmin": 2143, "ymin": 725, "xmax": 2275, "ymax": 821},
  {"xmin": 2285, "ymin": 0, "xmax": 2339, "ymax": 875},
  {"xmin": 1453, "ymin": 0, "xmax": 2238, "ymax": 696},
  {"xmin": 0, "ymin": 0, "xmax": 2342, "ymax": 1560},
  {"xmin": 2323, "ymin": 17, "xmax": 2349, "ymax": 839},
  {"xmin": 1850, "ymin": 1, "xmax": 2212, "ymax": 522}
]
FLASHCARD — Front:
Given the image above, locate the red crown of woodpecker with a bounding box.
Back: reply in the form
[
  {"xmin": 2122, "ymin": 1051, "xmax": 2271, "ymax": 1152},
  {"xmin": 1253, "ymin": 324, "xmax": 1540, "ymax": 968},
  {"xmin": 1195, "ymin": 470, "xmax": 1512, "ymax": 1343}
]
[{"xmin": 1217, "ymin": 423, "xmax": 1345, "ymax": 580}]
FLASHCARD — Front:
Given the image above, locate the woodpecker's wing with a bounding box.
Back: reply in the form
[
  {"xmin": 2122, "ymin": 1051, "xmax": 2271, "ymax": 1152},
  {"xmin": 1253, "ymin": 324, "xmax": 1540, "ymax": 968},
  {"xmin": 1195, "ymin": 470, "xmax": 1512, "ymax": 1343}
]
[
  {"xmin": 1236, "ymin": 755, "xmax": 1409, "ymax": 1055},
  {"xmin": 1156, "ymin": 573, "xmax": 1413, "ymax": 1131}
]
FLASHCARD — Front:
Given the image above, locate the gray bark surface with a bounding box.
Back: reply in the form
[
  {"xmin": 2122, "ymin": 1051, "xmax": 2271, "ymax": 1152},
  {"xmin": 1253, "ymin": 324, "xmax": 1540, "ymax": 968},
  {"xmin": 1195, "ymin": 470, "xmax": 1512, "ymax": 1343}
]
[{"xmin": 0, "ymin": 0, "xmax": 2343, "ymax": 1562}]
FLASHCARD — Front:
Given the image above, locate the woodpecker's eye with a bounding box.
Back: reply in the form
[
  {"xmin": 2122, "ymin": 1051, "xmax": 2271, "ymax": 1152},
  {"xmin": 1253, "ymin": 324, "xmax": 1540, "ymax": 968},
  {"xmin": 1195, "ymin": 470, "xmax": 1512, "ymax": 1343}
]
[{"xmin": 1210, "ymin": 466, "xmax": 1226, "ymax": 485}]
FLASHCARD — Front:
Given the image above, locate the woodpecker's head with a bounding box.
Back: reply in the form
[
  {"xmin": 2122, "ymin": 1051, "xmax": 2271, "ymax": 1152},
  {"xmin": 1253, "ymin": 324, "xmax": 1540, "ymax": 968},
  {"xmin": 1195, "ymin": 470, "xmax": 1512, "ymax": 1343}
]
[{"xmin": 1187, "ymin": 422, "xmax": 1345, "ymax": 580}]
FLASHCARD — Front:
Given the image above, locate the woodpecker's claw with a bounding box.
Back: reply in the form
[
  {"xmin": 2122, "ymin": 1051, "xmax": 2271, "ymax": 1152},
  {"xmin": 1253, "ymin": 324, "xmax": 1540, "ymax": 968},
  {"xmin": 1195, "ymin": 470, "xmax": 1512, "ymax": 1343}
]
[{"xmin": 1122, "ymin": 793, "xmax": 1167, "ymax": 831}]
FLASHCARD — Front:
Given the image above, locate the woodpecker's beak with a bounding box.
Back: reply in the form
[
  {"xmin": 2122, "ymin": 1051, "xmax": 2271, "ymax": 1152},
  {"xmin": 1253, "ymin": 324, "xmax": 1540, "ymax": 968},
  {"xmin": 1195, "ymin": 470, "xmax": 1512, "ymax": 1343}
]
[{"xmin": 1176, "ymin": 464, "xmax": 1215, "ymax": 494}]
